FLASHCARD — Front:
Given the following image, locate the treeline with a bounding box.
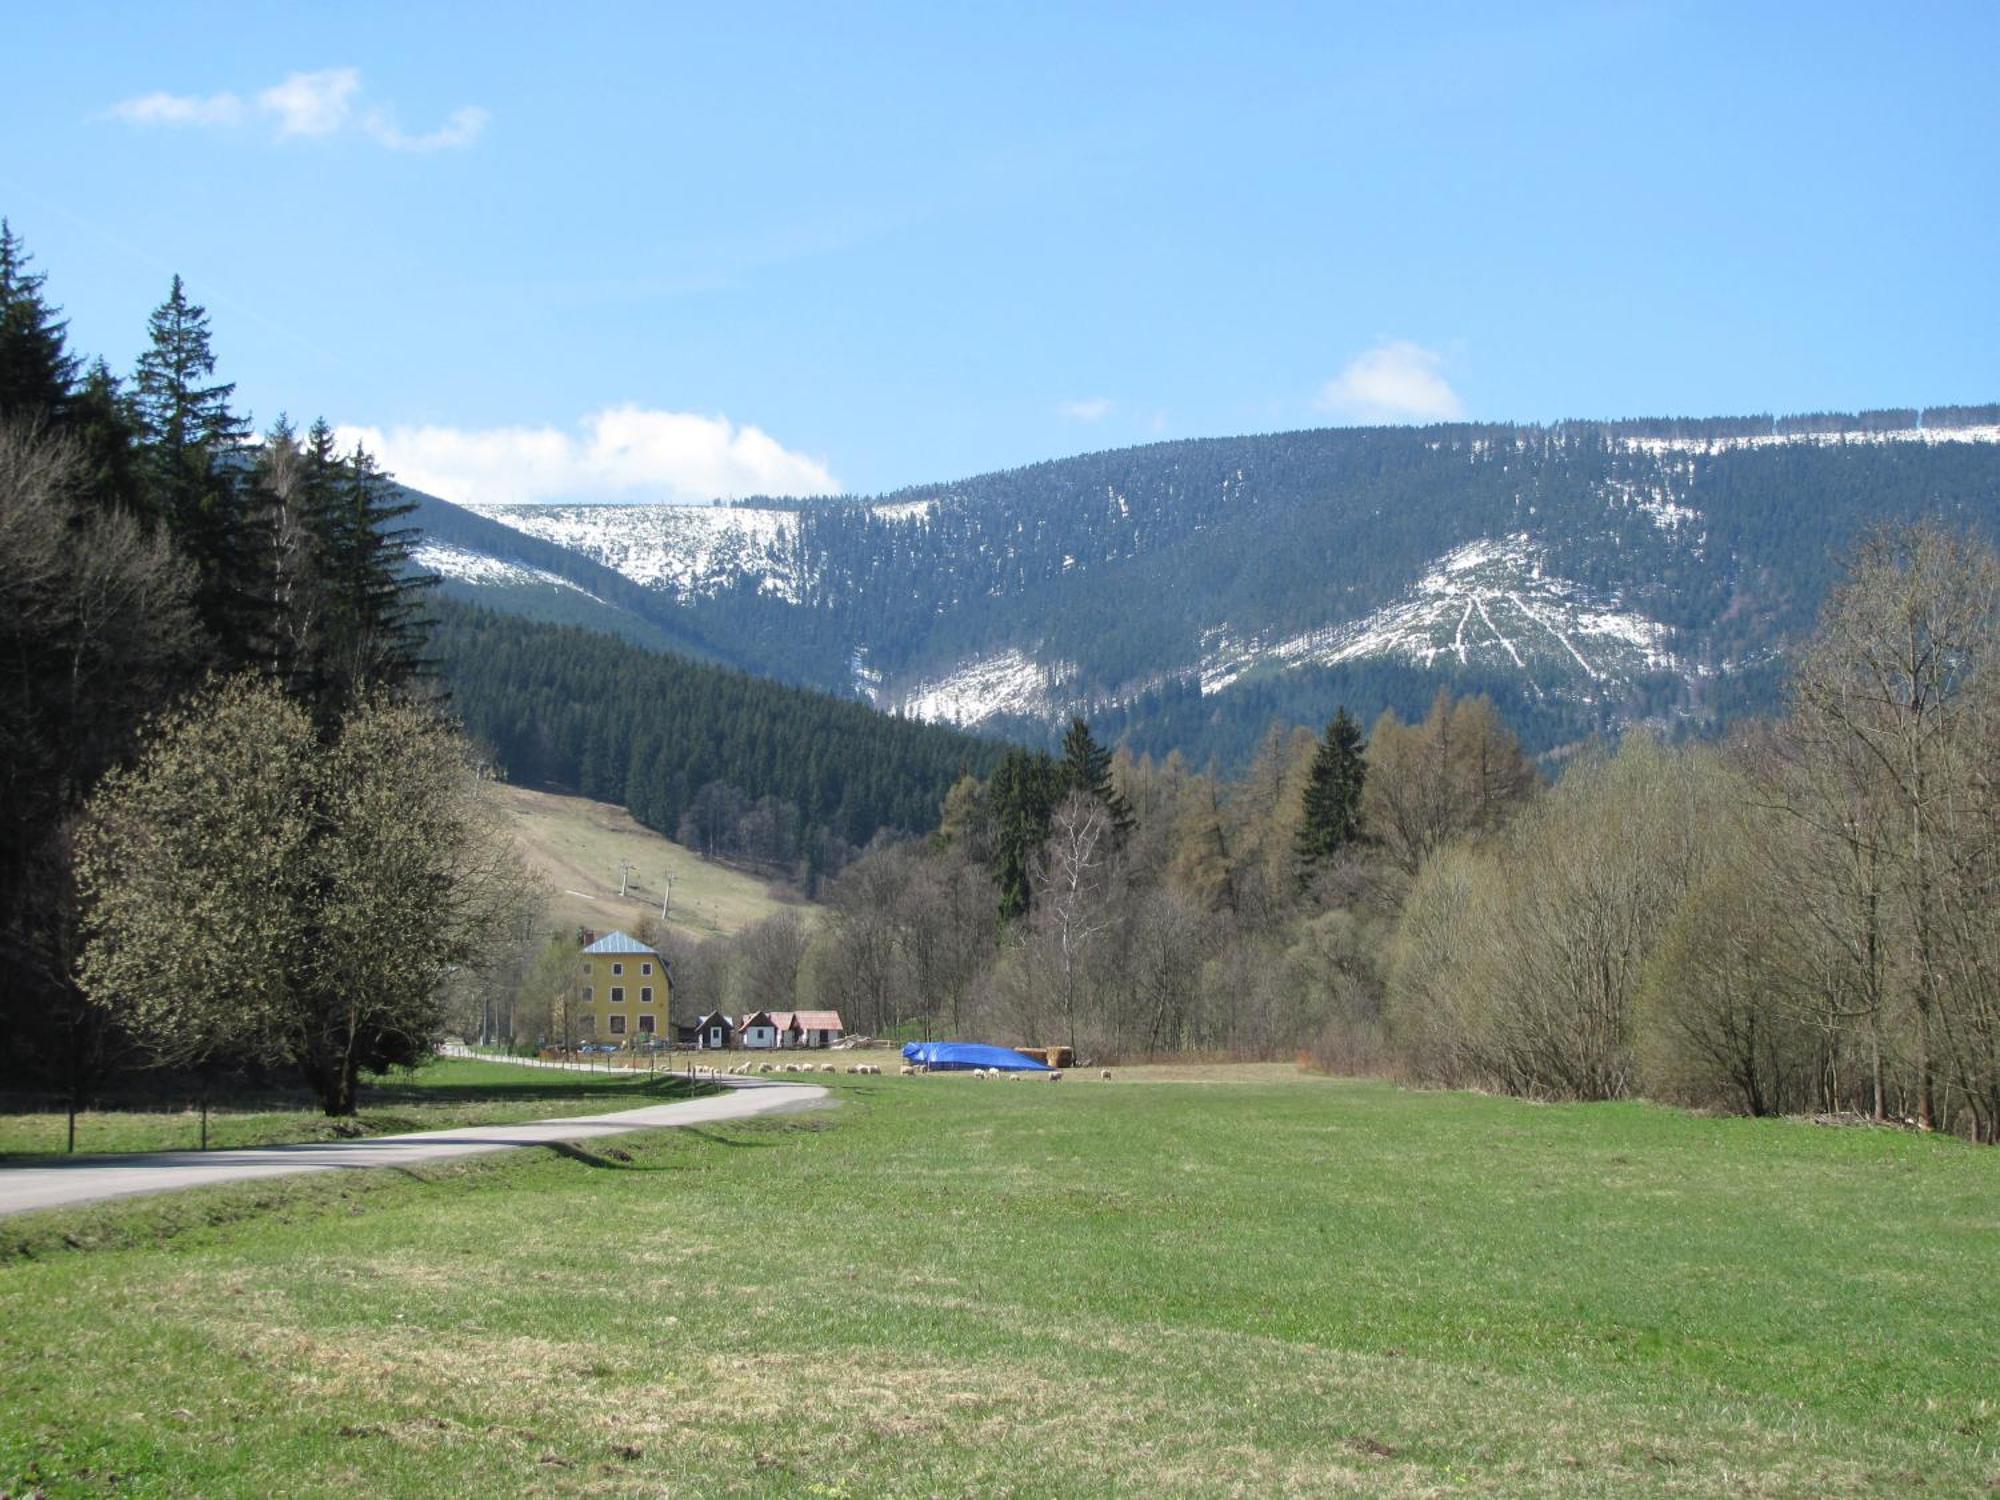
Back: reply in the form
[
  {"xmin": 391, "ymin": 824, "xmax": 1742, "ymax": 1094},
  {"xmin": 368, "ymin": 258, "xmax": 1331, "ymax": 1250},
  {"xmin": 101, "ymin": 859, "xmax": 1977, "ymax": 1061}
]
[
  {"xmin": 629, "ymin": 524, "xmax": 2000, "ymax": 1142},
  {"xmin": 431, "ymin": 602, "xmax": 1009, "ymax": 881},
  {"xmin": 1, "ymin": 219, "xmax": 520, "ymax": 1116},
  {"xmin": 1392, "ymin": 526, "xmax": 2000, "ymax": 1138}
]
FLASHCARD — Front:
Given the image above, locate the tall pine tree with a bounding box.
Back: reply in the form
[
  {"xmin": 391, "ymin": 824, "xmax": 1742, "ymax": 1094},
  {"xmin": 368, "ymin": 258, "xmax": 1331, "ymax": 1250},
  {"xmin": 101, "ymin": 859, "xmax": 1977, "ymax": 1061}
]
[
  {"xmin": 989, "ymin": 747, "xmax": 1063, "ymax": 921},
  {"xmin": 1295, "ymin": 706, "xmax": 1366, "ymax": 882},
  {"xmin": 0, "ymin": 220, "xmax": 78, "ymax": 423},
  {"xmin": 133, "ymin": 274, "xmax": 262, "ymax": 660},
  {"xmin": 67, "ymin": 358, "xmax": 147, "ymax": 517},
  {"xmin": 1060, "ymin": 715, "xmax": 1133, "ymax": 835},
  {"xmin": 327, "ymin": 436, "xmax": 436, "ymax": 706}
]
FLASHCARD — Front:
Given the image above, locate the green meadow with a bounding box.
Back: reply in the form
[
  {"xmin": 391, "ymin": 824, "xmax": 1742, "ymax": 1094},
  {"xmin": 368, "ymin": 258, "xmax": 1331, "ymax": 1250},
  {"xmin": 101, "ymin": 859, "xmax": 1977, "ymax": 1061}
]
[
  {"xmin": 0, "ymin": 1057, "xmax": 708, "ymax": 1161},
  {"xmin": 3, "ymin": 1068, "xmax": 1994, "ymax": 1497}
]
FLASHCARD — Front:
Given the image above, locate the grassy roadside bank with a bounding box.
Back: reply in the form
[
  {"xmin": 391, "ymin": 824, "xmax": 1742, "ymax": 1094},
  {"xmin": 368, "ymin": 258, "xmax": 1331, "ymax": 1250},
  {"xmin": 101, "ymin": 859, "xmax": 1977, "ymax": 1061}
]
[{"xmin": 0, "ymin": 1057, "xmax": 716, "ymax": 1161}]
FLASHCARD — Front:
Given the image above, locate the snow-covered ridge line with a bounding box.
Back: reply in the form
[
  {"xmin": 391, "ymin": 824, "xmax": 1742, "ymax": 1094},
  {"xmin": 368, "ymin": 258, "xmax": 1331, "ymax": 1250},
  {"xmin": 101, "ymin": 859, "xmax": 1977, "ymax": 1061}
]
[
  {"xmin": 1616, "ymin": 424, "xmax": 2000, "ymax": 456},
  {"xmin": 412, "ymin": 542, "xmax": 602, "ymax": 600}
]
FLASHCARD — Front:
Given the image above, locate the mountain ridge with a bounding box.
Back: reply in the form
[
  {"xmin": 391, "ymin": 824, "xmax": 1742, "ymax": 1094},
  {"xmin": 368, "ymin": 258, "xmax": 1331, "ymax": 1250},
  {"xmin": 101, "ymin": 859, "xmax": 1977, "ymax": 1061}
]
[{"xmin": 415, "ymin": 407, "xmax": 2000, "ymax": 761}]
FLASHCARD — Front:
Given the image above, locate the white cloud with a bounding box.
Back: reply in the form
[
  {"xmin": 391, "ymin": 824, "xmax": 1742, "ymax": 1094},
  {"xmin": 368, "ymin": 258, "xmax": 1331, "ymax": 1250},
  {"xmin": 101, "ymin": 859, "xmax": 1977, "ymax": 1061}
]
[
  {"xmin": 258, "ymin": 67, "xmax": 361, "ymax": 137},
  {"xmin": 106, "ymin": 90, "xmax": 245, "ymax": 127},
  {"xmin": 1058, "ymin": 396, "xmax": 1114, "ymax": 422},
  {"xmin": 105, "ymin": 68, "xmax": 487, "ymax": 152},
  {"xmin": 365, "ymin": 105, "xmax": 491, "ymax": 153},
  {"xmin": 335, "ymin": 406, "xmax": 840, "ymax": 507},
  {"xmin": 1316, "ymin": 340, "xmax": 1465, "ymax": 423}
]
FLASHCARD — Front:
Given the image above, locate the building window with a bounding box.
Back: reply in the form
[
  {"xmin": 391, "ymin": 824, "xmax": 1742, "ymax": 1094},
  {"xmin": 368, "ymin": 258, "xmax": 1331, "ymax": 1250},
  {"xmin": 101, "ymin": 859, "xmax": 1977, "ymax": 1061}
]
[
  {"xmin": 611, "ymin": 987, "xmax": 625, "ymax": 1004},
  {"xmin": 612, "ymin": 962, "xmax": 624, "ymax": 975},
  {"xmin": 641, "ymin": 986, "xmax": 654, "ymax": 1004},
  {"xmin": 583, "ymin": 986, "xmax": 592, "ymax": 1002},
  {"xmin": 582, "ymin": 961, "xmax": 592, "ymax": 974},
  {"xmin": 638, "ymin": 1014, "xmax": 656, "ymax": 1033},
  {"xmin": 609, "ymin": 1015, "xmax": 626, "ymax": 1034},
  {"xmin": 642, "ymin": 962, "xmax": 653, "ymax": 975}
]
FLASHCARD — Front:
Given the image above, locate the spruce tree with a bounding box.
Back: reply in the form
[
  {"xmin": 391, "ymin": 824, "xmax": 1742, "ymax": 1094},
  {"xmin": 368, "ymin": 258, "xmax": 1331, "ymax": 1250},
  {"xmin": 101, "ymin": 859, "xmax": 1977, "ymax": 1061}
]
[
  {"xmin": 327, "ymin": 436, "xmax": 436, "ymax": 706},
  {"xmin": 990, "ymin": 747, "xmax": 1062, "ymax": 920},
  {"xmin": 0, "ymin": 220, "xmax": 78, "ymax": 424},
  {"xmin": 1059, "ymin": 715, "xmax": 1133, "ymax": 835},
  {"xmin": 133, "ymin": 275, "xmax": 260, "ymax": 657},
  {"xmin": 67, "ymin": 359, "xmax": 147, "ymax": 516},
  {"xmin": 1296, "ymin": 706, "xmax": 1367, "ymax": 881}
]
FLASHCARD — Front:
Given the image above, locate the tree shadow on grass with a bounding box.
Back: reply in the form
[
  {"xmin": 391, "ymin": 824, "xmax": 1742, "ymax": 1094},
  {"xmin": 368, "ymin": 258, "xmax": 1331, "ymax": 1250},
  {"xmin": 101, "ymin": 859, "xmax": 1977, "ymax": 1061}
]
[
  {"xmin": 363, "ymin": 1076, "xmax": 710, "ymax": 1108},
  {"xmin": 533, "ymin": 1130, "xmax": 776, "ymax": 1171},
  {"xmin": 385, "ymin": 1131, "xmax": 777, "ymax": 1181}
]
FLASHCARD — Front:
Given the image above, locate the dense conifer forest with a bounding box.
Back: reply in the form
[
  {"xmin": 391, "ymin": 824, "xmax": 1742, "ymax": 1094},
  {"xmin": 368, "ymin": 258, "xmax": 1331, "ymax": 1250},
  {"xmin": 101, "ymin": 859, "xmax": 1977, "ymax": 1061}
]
[{"xmin": 432, "ymin": 602, "xmax": 1005, "ymax": 878}]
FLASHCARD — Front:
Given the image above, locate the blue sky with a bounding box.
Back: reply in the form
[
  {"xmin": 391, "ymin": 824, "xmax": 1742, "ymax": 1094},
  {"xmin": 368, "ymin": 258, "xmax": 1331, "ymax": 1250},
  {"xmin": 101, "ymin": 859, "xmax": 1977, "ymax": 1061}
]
[{"xmin": 5, "ymin": 2, "xmax": 1996, "ymax": 503}]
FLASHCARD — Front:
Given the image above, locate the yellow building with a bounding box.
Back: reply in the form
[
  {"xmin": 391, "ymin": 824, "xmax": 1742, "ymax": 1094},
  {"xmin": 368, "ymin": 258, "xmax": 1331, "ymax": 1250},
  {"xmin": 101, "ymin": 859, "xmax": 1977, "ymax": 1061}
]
[{"xmin": 577, "ymin": 931, "xmax": 670, "ymax": 1044}]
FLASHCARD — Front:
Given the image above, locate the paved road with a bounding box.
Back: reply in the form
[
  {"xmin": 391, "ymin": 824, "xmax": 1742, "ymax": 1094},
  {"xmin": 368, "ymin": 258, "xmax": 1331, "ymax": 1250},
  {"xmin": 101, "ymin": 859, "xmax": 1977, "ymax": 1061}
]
[{"xmin": 0, "ymin": 1076, "xmax": 828, "ymax": 1220}]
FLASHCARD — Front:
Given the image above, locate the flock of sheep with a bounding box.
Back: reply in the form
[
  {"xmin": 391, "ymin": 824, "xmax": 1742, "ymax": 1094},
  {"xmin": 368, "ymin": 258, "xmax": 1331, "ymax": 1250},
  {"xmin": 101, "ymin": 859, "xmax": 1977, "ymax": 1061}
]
[{"xmin": 711, "ymin": 1059, "xmax": 1113, "ymax": 1082}]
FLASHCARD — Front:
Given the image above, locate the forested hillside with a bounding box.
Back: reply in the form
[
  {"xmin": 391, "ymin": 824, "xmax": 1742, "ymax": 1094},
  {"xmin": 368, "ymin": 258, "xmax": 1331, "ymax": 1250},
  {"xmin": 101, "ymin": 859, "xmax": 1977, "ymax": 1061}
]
[
  {"xmin": 433, "ymin": 602, "xmax": 1006, "ymax": 883},
  {"xmin": 431, "ymin": 410, "xmax": 2000, "ymax": 763}
]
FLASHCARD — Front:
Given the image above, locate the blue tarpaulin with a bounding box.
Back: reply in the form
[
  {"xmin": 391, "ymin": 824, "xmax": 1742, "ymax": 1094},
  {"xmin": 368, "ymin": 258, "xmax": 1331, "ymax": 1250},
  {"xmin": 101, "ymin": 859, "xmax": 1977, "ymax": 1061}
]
[{"xmin": 901, "ymin": 1041, "xmax": 1053, "ymax": 1072}]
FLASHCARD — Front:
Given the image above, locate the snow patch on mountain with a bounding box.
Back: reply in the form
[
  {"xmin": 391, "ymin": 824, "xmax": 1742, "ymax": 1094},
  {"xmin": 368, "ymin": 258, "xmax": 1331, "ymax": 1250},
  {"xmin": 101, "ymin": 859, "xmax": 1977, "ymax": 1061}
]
[
  {"xmin": 413, "ymin": 542, "xmax": 601, "ymax": 600},
  {"xmin": 1602, "ymin": 475, "xmax": 1701, "ymax": 534},
  {"xmin": 466, "ymin": 503, "xmax": 807, "ymax": 601},
  {"xmin": 1200, "ymin": 535, "xmax": 1675, "ymax": 700},
  {"xmin": 894, "ymin": 649, "xmax": 1070, "ymax": 726}
]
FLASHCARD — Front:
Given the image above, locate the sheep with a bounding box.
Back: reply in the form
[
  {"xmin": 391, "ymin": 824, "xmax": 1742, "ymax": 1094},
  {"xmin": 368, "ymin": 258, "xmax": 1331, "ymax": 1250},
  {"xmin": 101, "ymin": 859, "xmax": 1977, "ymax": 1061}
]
[
  {"xmin": 862, "ymin": 1064, "xmax": 880, "ymax": 1075},
  {"xmin": 1048, "ymin": 1070, "xmax": 1063, "ymax": 1082},
  {"xmin": 899, "ymin": 1065, "xmax": 914, "ymax": 1076},
  {"xmin": 1100, "ymin": 1069, "xmax": 1112, "ymax": 1080}
]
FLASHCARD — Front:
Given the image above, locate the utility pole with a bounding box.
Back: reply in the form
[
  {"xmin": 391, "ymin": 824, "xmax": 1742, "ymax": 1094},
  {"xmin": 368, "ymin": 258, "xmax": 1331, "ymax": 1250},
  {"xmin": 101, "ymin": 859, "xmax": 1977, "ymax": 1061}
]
[
  {"xmin": 660, "ymin": 871, "xmax": 673, "ymax": 921},
  {"xmin": 618, "ymin": 858, "xmax": 634, "ymax": 898}
]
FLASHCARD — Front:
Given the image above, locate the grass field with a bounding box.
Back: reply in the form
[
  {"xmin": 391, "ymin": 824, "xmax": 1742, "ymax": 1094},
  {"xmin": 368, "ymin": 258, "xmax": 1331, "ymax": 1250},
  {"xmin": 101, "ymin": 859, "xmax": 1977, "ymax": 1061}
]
[
  {"xmin": 0, "ymin": 1057, "xmax": 712, "ymax": 1161},
  {"xmin": 3, "ymin": 1066, "xmax": 1995, "ymax": 1496},
  {"xmin": 495, "ymin": 782, "xmax": 803, "ymax": 940}
]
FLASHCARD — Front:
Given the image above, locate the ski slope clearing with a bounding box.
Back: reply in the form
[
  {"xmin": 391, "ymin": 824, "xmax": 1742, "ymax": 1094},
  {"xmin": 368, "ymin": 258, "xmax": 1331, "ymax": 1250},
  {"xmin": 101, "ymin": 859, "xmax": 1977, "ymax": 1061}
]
[{"xmin": 493, "ymin": 783, "xmax": 802, "ymax": 939}]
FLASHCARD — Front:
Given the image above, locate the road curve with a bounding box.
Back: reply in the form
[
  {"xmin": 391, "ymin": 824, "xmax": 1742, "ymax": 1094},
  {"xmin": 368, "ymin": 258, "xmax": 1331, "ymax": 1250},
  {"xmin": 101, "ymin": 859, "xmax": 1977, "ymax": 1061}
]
[{"xmin": 0, "ymin": 1076, "xmax": 828, "ymax": 1220}]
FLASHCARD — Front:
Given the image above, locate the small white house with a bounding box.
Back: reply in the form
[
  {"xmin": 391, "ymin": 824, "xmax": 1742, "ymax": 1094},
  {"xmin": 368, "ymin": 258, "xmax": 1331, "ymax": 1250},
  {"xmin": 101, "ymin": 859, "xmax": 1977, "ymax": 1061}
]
[
  {"xmin": 772, "ymin": 1010, "xmax": 846, "ymax": 1048},
  {"xmin": 737, "ymin": 1010, "xmax": 780, "ymax": 1049}
]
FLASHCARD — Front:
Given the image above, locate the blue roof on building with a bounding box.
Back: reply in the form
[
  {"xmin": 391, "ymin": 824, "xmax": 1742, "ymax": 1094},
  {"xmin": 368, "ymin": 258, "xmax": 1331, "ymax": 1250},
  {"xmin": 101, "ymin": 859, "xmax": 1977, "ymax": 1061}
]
[{"xmin": 582, "ymin": 931, "xmax": 657, "ymax": 955}]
